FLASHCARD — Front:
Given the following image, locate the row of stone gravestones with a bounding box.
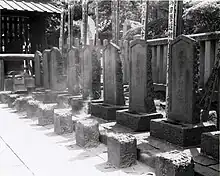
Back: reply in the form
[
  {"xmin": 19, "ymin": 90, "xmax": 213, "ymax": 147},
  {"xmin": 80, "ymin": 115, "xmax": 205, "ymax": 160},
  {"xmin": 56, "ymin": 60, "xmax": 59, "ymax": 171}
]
[
  {"xmin": 91, "ymin": 35, "xmax": 218, "ymax": 148},
  {"xmin": 34, "ymin": 39, "xmax": 102, "ymax": 100}
]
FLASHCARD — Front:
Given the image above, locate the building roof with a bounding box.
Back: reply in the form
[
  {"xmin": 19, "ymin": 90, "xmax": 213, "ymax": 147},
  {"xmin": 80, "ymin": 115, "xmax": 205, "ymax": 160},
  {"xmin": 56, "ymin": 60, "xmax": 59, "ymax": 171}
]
[{"xmin": 0, "ymin": 0, "xmax": 61, "ymax": 14}]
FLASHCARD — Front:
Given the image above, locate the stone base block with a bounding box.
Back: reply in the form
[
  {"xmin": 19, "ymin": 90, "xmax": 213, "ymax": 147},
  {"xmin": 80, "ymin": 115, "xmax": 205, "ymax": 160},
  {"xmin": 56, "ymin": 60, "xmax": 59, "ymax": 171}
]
[
  {"xmin": 150, "ymin": 119, "xmax": 217, "ymax": 147},
  {"xmin": 7, "ymin": 94, "xmax": 20, "ymax": 108},
  {"xmin": 13, "ymin": 96, "xmax": 33, "ymax": 112},
  {"xmin": 57, "ymin": 94, "xmax": 73, "ymax": 108},
  {"xmin": 116, "ymin": 109, "xmax": 163, "ymax": 131},
  {"xmin": 68, "ymin": 96, "xmax": 83, "ymax": 112},
  {"xmin": 91, "ymin": 103, "xmax": 128, "ymax": 120},
  {"xmin": 26, "ymin": 100, "xmax": 41, "ymax": 118},
  {"xmin": 107, "ymin": 133, "xmax": 137, "ymax": 168},
  {"xmin": 201, "ymin": 131, "xmax": 220, "ymax": 161},
  {"xmin": 155, "ymin": 150, "xmax": 194, "ymax": 176},
  {"xmin": 32, "ymin": 91, "xmax": 45, "ymax": 102},
  {"xmin": 0, "ymin": 91, "xmax": 12, "ymax": 103},
  {"xmin": 75, "ymin": 119, "xmax": 99, "ymax": 147},
  {"xmin": 54, "ymin": 109, "xmax": 73, "ymax": 135},
  {"xmin": 37, "ymin": 103, "xmax": 57, "ymax": 126},
  {"xmin": 4, "ymin": 78, "xmax": 13, "ymax": 91},
  {"xmin": 43, "ymin": 90, "xmax": 68, "ymax": 103}
]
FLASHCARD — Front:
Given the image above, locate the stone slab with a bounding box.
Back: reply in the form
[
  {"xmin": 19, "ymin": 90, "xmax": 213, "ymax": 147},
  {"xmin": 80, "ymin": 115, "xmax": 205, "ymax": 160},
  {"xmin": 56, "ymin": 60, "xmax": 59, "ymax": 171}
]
[
  {"xmin": 91, "ymin": 103, "xmax": 128, "ymax": 120},
  {"xmin": 201, "ymin": 131, "xmax": 220, "ymax": 160},
  {"xmin": 43, "ymin": 90, "xmax": 68, "ymax": 103},
  {"xmin": 209, "ymin": 164, "xmax": 220, "ymax": 172},
  {"xmin": 194, "ymin": 163, "xmax": 219, "ymax": 176},
  {"xmin": 107, "ymin": 133, "xmax": 137, "ymax": 168},
  {"xmin": 75, "ymin": 118, "xmax": 99, "ymax": 148},
  {"xmin": 37, "ymin": 103, "xmax": 57, "ymax": 126},
  {"xmin": 155, "ymin": 150, "xmax": 194, "ymax": 176},
  {"xmin": 54, "ymin": 108, "xmax": 73, "ymax": 135},
  {"xmin": 150, "ymin": 119, "xmax": 217, "ymax": 147},
  {"xmin": 13, "ymin": 96, "xmax": 33, "ymax": 112},
  {"xmin": 26, "ymin": 100, "xmax": 42, "ymax": 118},
  {"xmin": 7, "ymin": 94, "xmax": 20, "ymax": 108},
  {"xmin": 116, "ymin": 109, "xmax": 163, "ymax": 131},
  {"xmin": 193, "ymin": 155, "xmax": 218, "ymax": 166},
  {"xmin": 57, "ymin": 94, "xmax": 73, "ymax": 108},
  {"xmin": 0, "ymin": 91, "xmax": 12, "ymax": 103}
]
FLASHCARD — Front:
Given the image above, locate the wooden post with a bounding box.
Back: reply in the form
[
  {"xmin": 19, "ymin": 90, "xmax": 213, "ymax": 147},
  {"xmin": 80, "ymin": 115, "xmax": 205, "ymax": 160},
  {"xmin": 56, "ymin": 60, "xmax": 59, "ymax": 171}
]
[
  {"xmin": 82, "ymin": 1, "xmax": 88, "ymax": 46},
  {"xmin": 68, "ymin": 5, "xmax": 74, "ymax": 49},
  {"xmin": 59, "ymin": 8, "xmax": 65, "ymax": 54},
  {"xmin": 165, "ymin": 0, "xmax": 179, "ymax": 116},
  {"xmin": 112, "ymin": 0, "xmax": 120, "ymax": 45},
  {"xmin": 95, "ymin": 0, "xmax": 99, "ymax": 46}
]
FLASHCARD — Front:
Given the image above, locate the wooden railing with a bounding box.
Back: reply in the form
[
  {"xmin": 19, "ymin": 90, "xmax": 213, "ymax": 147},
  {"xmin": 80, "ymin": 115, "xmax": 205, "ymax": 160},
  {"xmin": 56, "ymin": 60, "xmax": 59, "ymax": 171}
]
[{"xmin": 120, "ymin": 31, "xmax": 220, "ymax": 87}]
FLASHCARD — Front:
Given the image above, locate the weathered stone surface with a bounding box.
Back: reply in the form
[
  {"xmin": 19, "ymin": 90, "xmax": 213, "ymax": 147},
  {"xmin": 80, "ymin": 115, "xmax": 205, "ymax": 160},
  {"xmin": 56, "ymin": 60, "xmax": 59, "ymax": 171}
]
[
  {"xmin": 91, "ymin": 103, "xmax": 128, "ymax": 120},
  {"xmin": 155, "ymin": 150, "xmax": 194, "ymax": 176},
  {"xmin": 7, "ymin": 94, "xmax": 20, "ymax": 108},
  {"xmin": 0, "ymin": 60, "xmax": 4, "ymax": 91},
  {"xmin": 24, "ymin": 77, "xmax": 35, "ymax": 92},
  {"xmin": 68, "ymin": 96, "xmax": 84, "ymax": 112},
  {"xmin": 37, "ymin": 103, "xmax": 57, "ymax": 126},
  {"xmin": 103, "ymin": 42, "xmax": 125, "ymax": 106},
  {"xmin": 193, "ymin": 155, "xmax": 218, "ymax": 166},
  {"xmin": 116, "ymin": 109, "xmax": 163, "ymax": 131},
  {"xmin": 54, "ymin": 108, "xmax": 73, "ymax": 135},
  {"xmin": 4, "ymin": 78, "xmax": 13, "ymax": 91},
  {"xmin": 129, "ymin": 39, "xmax": 156, "ymax": 114},
  {"xmin": 107, "ymin": 133, "xmax": 137, "ymax": 168},
  {"xmin": 75, "ymin": 119, "xmax": 99, "ymax": 147},
  {"xmin": 13, "ymin": 96, "xmax": 33, "ymax": 112},
  {"xmin": 34, "ymin": 51, "xmax": 42, "ymax": 87},
  {"xmin": 13, "ymin": 77, "xmax": 27, "ymax": 92},
  {"xmin": 168, "ymin": 35, "xmax": 200, "ymax": 124},
  {"xmin": 57, "ymin": 94, "xmax": 72, "ymax": 108},
  {"xmin": 26, "ymin": 99, "xmax": 41, "ymax": 118},
  {"xmin": 201, "ymin": 131, "xmax": 220, "ymax": 160},
  {"xmin": 150, "ymin": 119, "xmax": 217, "ymax": 147},
  {"xmin": 67, "ymin": 47, "xmax": 80, "ymax": 95},
  {"xmin": 43, "ymin": 90, "xmax": 68, "ymax": 103},
  {"xmin": 50, "ymin": 47, "xmax": 67, "ymax": 91},
  {"xmin": 42, "ymin": 50, "xmax": 51, "ymax": 89},
  {"xmin": 0, "ymin": 91, "xmax": 12, "ymax": 103},
  {"xmin": 194, "ymin": 163, "xmax": 219, "ymax": 176},
  {"xmin": 32, "ymin": 91, "xmax": 45, "ymax": 102}
]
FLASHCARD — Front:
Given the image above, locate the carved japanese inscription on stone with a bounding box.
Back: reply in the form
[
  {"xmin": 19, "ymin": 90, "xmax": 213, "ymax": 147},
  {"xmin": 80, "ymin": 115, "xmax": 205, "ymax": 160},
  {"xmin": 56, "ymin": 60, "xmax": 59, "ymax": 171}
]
[
  {"xmin": 169, "ymin": 36, "xmax": 196, "ymax": 124},
  {"xmin": 129, "ymin": 42, "xmax": 147, "ymax": 113},
  {"xmin": 104, "ymin": 44, "xmax": 116, "ymax": 104}
]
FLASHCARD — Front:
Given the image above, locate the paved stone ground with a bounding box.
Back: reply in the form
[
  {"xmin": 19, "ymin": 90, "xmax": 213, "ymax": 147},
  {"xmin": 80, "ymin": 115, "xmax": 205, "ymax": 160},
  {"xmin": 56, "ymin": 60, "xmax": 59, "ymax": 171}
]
[{"xmin": 0, "ymin": 104, "xmax": 155, "ymax": 176}]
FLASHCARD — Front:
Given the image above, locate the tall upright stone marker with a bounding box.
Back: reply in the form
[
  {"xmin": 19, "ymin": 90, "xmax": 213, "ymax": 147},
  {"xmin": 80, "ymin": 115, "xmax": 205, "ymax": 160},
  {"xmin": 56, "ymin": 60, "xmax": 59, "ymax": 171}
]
[
  {"xmin": 34, "ymin": 51, "xmax": 42, "ymax": 87},
  {"xmin": 150, "ymin": 35, "xmax": 216, "ymax": 147},
  {"xmin": 91, "ymin": 40, "xmax": 127, "ymax": 120},
  {"xmin": 50, "ymin": 47, "xmax": 66, "ymax": 91},
  {"xmin": 42, "ymin": 50, "xmax": 51, "ymax": 89},
  {"xmin": 81, "ymin": 39, "xmax": 101, "ymax": 100},
  {"xmin": 67, "ymin": 46, "xmax": 80, "ymax": 95},
  {"xmin": 116, "ymin": 39, "xmax": 162, "ymax": 131}
]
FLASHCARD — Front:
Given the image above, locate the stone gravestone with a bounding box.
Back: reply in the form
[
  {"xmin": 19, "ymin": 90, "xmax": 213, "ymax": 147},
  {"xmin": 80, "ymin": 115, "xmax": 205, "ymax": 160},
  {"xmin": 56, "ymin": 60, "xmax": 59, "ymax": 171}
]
[
  {"xmin": 81, "ymin": 39, "xmax": 101, "ymax": 100},
  {"xmin": 34, "ymin": 51, "xmax": 42, "ymax": 87},
  {"xmin": 42, "ymin": 50, "xmax": 51, "ymax": 89},
  {"xmin": 50, "ymin": 47, "xmax": 66, "ymax": 91},
  {"xmin": 150, "ymin": 35, "xmax": 216, "ymax": 147},
  {"xmin": 67, "ymin": 46, "xmax": 80, "ymax": 95},
  {"xmin": 91, "ymin": 40, "xmax": 127, "ymax": 120},
  {"xmin": 116, "ymin": 39, "xmax": 162, "ymax": 131}
]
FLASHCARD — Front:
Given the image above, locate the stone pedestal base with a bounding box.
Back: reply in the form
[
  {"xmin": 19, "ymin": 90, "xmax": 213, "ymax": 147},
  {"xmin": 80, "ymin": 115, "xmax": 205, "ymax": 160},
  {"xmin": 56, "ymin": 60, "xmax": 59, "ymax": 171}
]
[
  {"xmin": 0, "ymin": 91, "xmax": 12, "ymax": 103},
  {"xmin": 26, "ymin": 100, "xmax": 41, "ymax": 118},
  {"xmin": 201, "ymin": 131, "xmax": 220, "ymax": 161},
  {"xmin": 7, "ymin": 94, "xmax": 20, "ymax": 108},
  {"xmin": 155, "ymin": 150, "xmax": 194, "ymax": 176},
  {"xmin": 13, "ymin": 96, "xmax": 33, "ymax": 112},
  {"xmin": 32, "ymin": 91, "xmax": 45, "ymax": 102},
  {"xmin": 75, "ymin": 119, "xmax": 99, "ymax": 147},
  {"xmin": 116, "ymin": 109, "xmax": 163, "ymax": 131},
  {"xmin": 91, "ymin": 103, "xmax": 128, "ymax": 120},
  {"xmin": 54, "ymin": 109, "xmax": 73, "ymax": 135},
  {"xmin": 37, "ymin": 103, "xmax": 57, "ymax": 126},
  {"xmin": 57, "ymin": 94, "xmax": 73, "ymax": 108},
  {"xmin": 107, "ymin": 133, "xmax": 137, "ymax": 168},
  {"xmin": 150, "ymin": 119, "xmax": 217, "ymax": 147},
  {"xmin": 43, "ymin": 90, "xmax": 68, "ymax": 103}
]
